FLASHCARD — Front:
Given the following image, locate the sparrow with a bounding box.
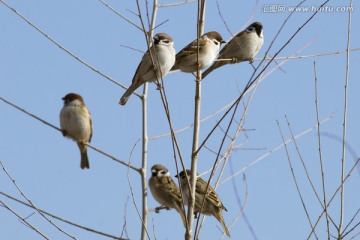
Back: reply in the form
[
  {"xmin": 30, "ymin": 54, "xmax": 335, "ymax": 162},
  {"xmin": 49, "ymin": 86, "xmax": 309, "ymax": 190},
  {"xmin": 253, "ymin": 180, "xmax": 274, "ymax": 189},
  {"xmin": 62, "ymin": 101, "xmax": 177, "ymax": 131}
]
[
  {"xmin": 176, "ymin": 170, "xmax": 230, "ymax": 237},
  {"xmin": 60, "ymin": 93, "xmax": 92, "ymax": 169},
  {"xmin": 202, "ymin": 22, "xmax": 264, "ymax": 78},
  {"xmin": 148, "ymin": 164, "xmax": 187, "ymax": 227},
  {"xmin": 171, "ymin": 31, "xmax": 225, "ymax": 73},
  {"xmin": 119, "ymin": 33, "xmax": 176, "ymax": 105}
]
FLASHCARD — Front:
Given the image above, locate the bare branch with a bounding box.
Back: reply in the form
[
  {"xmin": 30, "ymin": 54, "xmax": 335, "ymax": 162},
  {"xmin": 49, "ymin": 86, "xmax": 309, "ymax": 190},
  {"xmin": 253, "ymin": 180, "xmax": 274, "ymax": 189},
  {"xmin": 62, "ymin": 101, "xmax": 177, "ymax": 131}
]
[
  {"xmin": 0, "ymin": 199, "xmax": 50, "ymax": 239},
  {"xmin": 126, "ymin": 140, "xmax": 150, "ymax": 240},
  {"xmin": 189, "ymin": 1, "xmax": 206, "ymax": 239},
  {"xmin": 0, "ymin": 1, "xmax": 135, "ymax": 95},
  {"xmin": 252, "ymin": 48, "xmax": 360, "ymax": 61},
  {"xmin": 0, "ymin": 191, "xmax": 123, "ymax": 239},
  {"xmin": 221, "ymin": 112, "xmax": 336, "ymax": 186},
  {"xmin": 307, "ymin": 158, "xmax": 360, "ymax": 239},
  {"xmin": 339, "ymin": 0, "xmax": 353, "ymax": 235},
  {"xmin": 0, "ymin": 159, "xmax": 77, "ymax": 239},
  {"xmin": 342, "ymin": 209, "xmax": 360, "ymax": 238},
  {"xmin": 276, "ymin": 120, "xmax": 318, "ymax": 238},
  {"xmin": 313, "ymin": 62, "xmax": 331, "ymax": 238},
  {"xmin": 97, "ymin": 0, "xmax": 143, "ymax": 31},
  {"xmin": 158, "ymin": 0, "xmax": 196, "ymax": 7},
  {"xmin": 120, "ymin": 44, "xmax": 146, "ymax": 54}
]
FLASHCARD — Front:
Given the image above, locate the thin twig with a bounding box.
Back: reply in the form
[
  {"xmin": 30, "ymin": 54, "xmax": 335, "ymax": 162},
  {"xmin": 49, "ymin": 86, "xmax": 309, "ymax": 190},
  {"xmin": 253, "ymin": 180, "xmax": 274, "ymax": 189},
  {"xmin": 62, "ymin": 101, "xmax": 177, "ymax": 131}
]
[
  {"xmin": 97, "ymin": 0, "xmax": 143, "ymax": 31},
  {"xmin": 0, "ymin": 199, "xmax": 50, "ymax": 239},
  {"xmin": 0, "ymin": 191, "xmax": 123, "ymax": 239},
  {"xmin": 126, "ymin": 140, "xmax": 150, "ymax": 240},
  {"xmin": 120, "ymin": 45, "xmax": 145, "ymax": 54},
  {"xmin": 158, "ymin": 0, "xmax": 196, "ymax": 7},
  {"xmin": 339, "ymin": 0, "xmax": 353, "ymax": 235},
  {"xmin": 221, "ymin": 112, "xmax": 336, "ymax": 185},
  {"xmin": 215, "ymin": 0, "xmax": 233, "ymax": 36},
  {"xmin": 120, "ymin": 197, "xmax": 130, "ymax": 239},
  {"xmin": 350, "ymin": 232, "xmax": 360, "ymax": 240},
  {"xmin": 252, "ymin": 48, "xmax": 360, "ymax": 61},
  {"xmin": 342, "ymin": 209, "xmax": 360, "ymax": 238},
  {"xmin": 0, "ymin": 1, "xmax": 135, "ymax": 95},
  {"xmin": 276, "ymin": 120, "xmax": 318, "ymax": 239},
  {"xmin": 307, "ymin": 158, "xmax": 360, "ymax": 239},
  {"xmin": 285, "ymin": 115, "xmax": 338, "ymax": 231},
  {"xmin": 0, "ymin": 159, "xmax": 77, "ymax": 239},
  {"xmin": 222, "ymin": 164, "xmax": 256, "ymax": 240},
  {"xmin": 313, "ymin": 62, "xmax": 331, "ymax": 239}
]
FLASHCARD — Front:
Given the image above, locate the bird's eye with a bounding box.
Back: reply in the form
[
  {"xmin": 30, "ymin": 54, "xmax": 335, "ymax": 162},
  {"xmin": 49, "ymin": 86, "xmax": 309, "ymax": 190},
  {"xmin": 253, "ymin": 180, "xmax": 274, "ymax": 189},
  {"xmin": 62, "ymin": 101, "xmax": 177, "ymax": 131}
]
[
  {"xmin": 160, "ymin": 170, "xmax": 166, "ymax": 175},
  {"xmin": 162, "ymin": 40, "xmax": 170, "ymax": 44},
  {"xmin": 248, "ymin": 27, "xmax": 254, "ymax": 32},
  {"xmin": 214, "ymin": 40, "xmax": 219, "ymax": 45}
]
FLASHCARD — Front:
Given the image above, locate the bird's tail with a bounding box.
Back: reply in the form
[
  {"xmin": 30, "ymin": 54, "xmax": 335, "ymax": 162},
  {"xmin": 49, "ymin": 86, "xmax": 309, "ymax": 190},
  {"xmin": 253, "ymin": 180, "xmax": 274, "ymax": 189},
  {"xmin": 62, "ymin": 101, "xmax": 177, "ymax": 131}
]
[
  {"xmin": 202, "ymin": 61, "xmax": 227, "ymax": 79},
  {"xmin": 77, "ymin": 142, "xmax": 90, "ymax": 169},
  {"xmin": 119, "ymin": 84, "xmax": 138, "ymax": 105},
  {"xmin": 215, "ymin": 213, "xmax": 231, "ymax": 237},
  {"xmin": 175, "ymin": 205, "xmax": 187, "ymax": 228}
]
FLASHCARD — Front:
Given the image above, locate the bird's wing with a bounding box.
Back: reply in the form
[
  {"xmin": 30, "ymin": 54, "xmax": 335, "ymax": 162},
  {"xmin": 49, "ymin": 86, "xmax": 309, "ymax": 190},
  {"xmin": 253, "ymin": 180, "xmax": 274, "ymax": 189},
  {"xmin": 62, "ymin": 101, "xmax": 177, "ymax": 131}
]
[
  {"xmin": 158, "ymin": 176, "xmax": 183, "ymax": 201},
  {"xmin": 176, "ymin": 38, "xmax": 208, "ymax": 59},
  {"xmin": 196, "ymin": 177, "xmax": 225, "ymax": 210}
]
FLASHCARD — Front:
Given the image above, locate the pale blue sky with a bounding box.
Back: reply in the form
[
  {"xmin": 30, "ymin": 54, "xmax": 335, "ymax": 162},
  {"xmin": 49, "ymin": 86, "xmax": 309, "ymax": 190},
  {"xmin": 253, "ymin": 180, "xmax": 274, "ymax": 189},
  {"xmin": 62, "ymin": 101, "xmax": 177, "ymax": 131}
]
[{"xmin": 1, "ymin": 0, "xmax": 360, "ymax": 239}]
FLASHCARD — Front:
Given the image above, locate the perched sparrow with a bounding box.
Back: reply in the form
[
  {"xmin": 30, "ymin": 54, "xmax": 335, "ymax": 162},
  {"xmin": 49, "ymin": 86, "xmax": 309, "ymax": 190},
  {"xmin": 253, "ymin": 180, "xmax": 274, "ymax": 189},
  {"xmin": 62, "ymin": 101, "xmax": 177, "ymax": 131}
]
[
  {"xmin": 148, "ymin": 164, "xmax": 187, "ymax": 227},
  {"xmin": 60, "ymin": 93, "xmax": 92, "ymax": 169},
  {"xmin": 171, "ymin": 31, "xmax": 225, "ymax": 73},
  {"xmin": 119, "ymin": 33, "xmax": 176, "ymax": 105},
  {"xmin": 176, "ymin": 170, "xmax": 230, "ymax": 237},
  {"xmin": 202, "ymin": 22, "xmax": 264, "ymax": 78}
]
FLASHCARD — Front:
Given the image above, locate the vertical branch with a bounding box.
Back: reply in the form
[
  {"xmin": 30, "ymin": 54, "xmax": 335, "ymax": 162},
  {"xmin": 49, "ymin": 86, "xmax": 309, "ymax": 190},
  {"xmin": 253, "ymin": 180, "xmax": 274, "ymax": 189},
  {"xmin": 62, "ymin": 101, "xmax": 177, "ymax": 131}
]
[
  {"xmin": 339, "ymin": 0, "xmax": 352, "ymax": 235},
  {"xmin": 141, "ymin": 82, "xmax": 149, "ymax": 240},
  {"xmin": 313, "ymin": 61, "xmax": 330, "ymax": 239},
  {"xmin": 136, "ymin": 0, "xmax": 159, "ymax": 239},
  {"xmin": 187, "ymin": 1, "xmax": 206, "ymax": 239}
]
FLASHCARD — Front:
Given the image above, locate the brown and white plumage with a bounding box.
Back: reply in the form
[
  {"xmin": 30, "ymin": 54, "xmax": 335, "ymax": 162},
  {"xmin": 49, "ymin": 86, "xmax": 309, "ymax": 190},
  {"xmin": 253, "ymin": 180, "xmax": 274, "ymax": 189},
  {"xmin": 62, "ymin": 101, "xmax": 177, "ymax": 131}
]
[
  {"xmin": 149, "ymin": 164, "xmax": 187, "ymax": 227},
  {"xmin": 202, "ymin": 22, "xmax": 264, "ymax": 79},
  {"xmin": 176, "ymin": 170, "xmax": 230, "ymax": 237},
  {"xmin": 119, "ymin": 33, "xmax": 176, "ymax": 105},
  {"xmin": 171, "ymin": 31, "xmax": 226, "ymax": 73},
  {"xmin": 60, "ymin": 93, "xmax": 92, "ymax": 169}
]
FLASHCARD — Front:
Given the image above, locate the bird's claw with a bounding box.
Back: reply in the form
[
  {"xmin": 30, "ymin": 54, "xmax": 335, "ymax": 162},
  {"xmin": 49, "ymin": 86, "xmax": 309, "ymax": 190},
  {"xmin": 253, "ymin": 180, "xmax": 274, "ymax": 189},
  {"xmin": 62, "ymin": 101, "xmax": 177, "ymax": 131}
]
[
  {"xmin": 231, "ymin": 57, "xmax": 238, "ymax": 63},
  {"xmin": 156, "ymin": 83, "xmax": 162, "ymax": 90},
  {"xmin": 61, "ymin": 129, "xmax": 68, "ymax": 137}
]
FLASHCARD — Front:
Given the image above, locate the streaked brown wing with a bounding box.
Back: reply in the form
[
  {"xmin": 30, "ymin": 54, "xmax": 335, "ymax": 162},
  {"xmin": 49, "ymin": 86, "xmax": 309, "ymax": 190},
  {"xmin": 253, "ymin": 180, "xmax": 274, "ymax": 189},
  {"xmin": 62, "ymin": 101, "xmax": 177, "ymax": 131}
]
[
  {"xmin": 196, "ymin": 177, "xmax": 224, "ymax": 209},
  {"xmin": 158, "ymin": 176, "xmax": 183, "ymax": 202},
  {"xmin": 176, "ymin": 38, "xmax": 207, "ymax": 59},
  {"xmin": 131, "ymin": 45, "xmax": 156, "ymax": 84}
]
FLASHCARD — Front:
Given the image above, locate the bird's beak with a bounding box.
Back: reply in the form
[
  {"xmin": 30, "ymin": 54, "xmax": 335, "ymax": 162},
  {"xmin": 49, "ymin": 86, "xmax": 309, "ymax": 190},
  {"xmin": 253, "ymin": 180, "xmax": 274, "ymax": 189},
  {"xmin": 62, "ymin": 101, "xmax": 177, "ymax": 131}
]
[
  {"xmin": 221, "ymin": 40, "xmax": 226, "ymax": 44},
  {"xmin": 153, "ymin": 37, "xmax": 160, "ymax": 44},
  {"xmin": 174, "ymin": 174, "xmax": 178, "ymax": 178}
]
